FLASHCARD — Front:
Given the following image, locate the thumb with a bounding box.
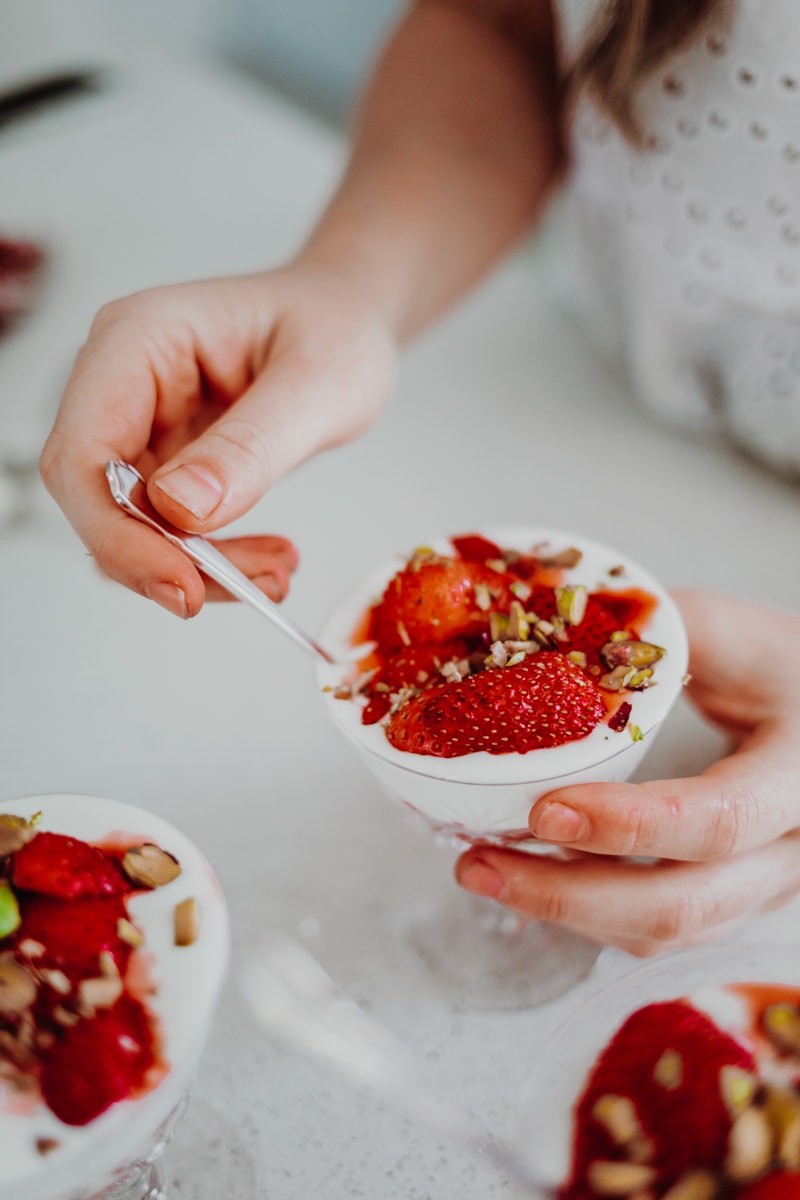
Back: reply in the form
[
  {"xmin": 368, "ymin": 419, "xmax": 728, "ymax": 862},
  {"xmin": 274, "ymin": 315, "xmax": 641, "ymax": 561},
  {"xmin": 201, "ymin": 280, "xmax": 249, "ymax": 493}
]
[{"xmin": 147, "ymin": 353, "xmax": 329, "ymax": 531}]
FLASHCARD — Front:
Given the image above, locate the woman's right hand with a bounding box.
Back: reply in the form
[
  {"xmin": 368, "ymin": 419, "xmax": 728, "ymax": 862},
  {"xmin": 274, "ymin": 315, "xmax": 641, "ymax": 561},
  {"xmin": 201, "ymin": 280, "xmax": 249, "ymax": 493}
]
[{"xmin": 40, "ymin": 265, "xmax": 397, "ymax": 618}]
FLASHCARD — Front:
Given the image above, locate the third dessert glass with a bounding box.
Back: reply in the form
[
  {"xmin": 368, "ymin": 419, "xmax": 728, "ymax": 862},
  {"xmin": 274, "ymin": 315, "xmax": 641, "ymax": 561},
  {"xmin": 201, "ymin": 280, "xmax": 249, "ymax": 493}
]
[
  {"xmin": 318, "ymin": 527, "xmax": 689, "ymax": 1008},
  {"xmin": 516, "ymin": 941, "xmax": 800, "ymax": 1196}
]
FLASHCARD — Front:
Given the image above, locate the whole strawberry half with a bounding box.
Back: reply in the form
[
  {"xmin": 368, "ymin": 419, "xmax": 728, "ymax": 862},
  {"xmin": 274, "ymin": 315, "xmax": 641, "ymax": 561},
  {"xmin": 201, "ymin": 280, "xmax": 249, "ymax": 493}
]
[
  {"xmin": 41, "ymin": 997, "xmax": 157, "ymax": 1126},
  {"xmin": 385, "ymin": 652, "xmax": 607, "ymax": 756},
  {"xmin": 564, "ymin": 1001, "xmax": 756, "ymax": 1195},
  {"xmin": 368, "ymin": 557, "xmax": 514, "ymax": 651},
  {"xmin": 12, "ymin": 832, "xmax": 131, "ymax": 899}
]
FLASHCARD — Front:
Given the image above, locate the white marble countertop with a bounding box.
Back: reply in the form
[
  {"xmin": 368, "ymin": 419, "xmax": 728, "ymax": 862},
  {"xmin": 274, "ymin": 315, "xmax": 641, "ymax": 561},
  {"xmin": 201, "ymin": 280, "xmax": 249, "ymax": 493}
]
[{"xmin": 2, "ymin": 40, "xmax": 800, "ymax": 1200}]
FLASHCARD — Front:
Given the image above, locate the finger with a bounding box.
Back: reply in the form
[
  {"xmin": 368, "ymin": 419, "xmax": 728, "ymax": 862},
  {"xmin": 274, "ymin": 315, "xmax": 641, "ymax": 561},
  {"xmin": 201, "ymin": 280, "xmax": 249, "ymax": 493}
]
[
  {"xmin": 455, "ymin": 831, "xmax": 800, "ymax": 944},
  {"xmin": 595, "ymin": 914, "xmax": 752, "ymax": 958},
  {"xmin": 40, "ymin": 308, "xmax": 212, "ymax": 612},
  {"xmin": 527, "ymin": 728, "xmax": 800, "ymax": 861},
  {"xmin": 202, "ymin": 535, "xmax": 298, "ymax": 603},
  {"xmin": 145, "ymin": 308, "xmax": 394, "ymax": 533},
  {"xmin": 145, "ymin": 349, "xmax": 343, "ymax": 532}
]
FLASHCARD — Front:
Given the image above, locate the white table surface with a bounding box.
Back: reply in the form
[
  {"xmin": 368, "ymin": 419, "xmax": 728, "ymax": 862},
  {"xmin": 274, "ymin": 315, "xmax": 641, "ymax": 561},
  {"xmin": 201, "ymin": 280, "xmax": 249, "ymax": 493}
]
[{"xmin": 2, "ymin": 41, "xmax": 800, "ymax": 1200}]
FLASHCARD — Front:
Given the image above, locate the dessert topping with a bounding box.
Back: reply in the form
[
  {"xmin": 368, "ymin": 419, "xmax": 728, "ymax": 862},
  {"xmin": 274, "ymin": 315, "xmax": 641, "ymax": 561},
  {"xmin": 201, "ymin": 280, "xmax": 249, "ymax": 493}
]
[
  {"xmin": 0, "ymin": 885, "xmax": 20, "ymax": 939},
  {"xmin": 0, "ymin": 815, "xmax": 187, "ymax": 1127},
  {"xmin": 0, "ymin": 953, "xmax": 37, "ymax": 1014},
  {"xmin": 174, "ymin": 897, "xmax": 199, "ymax": 947},
  {"xmin": 35, "ymin": 1138, "xmax": 61, "ymax": 1156},
  {"xmin": 351, "ymin": 535, "xmax": 665, "ymax": 758},
  {"xmin": 763, "ymin": 1004, "xmax": 800, "ymax": 1056},
  {"xmin": 122, "ymin": 844, "xmax": 182, "ymax": 889}
]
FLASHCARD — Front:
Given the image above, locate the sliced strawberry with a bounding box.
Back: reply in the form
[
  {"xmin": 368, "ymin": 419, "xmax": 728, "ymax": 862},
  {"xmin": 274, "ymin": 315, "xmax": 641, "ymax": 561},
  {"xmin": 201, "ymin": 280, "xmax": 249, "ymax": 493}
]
[
  {"xmin": 385, "ymin": 652, "xmax": 606, "ymax": 756},
  {"xmin": 368, "ymin": 557, "xmax": 514, "ymax": 651},
  {"xmin": 12, "ymin": 832, "xmax": 131, "ymax": 899},
  {"xmin": 40, "ymin": 998, "xmax": 156, "ymax": 1126},
  {"xmin": 736, "ymin": 1173, "xmax": 800, "ymax": 1199},
  {"xmin": 565, "ymin": 1001, "xmax": 756, "ymax": 1195},
  {"xmin": 450, "ymin": 533, "xmax": 504, "ymax": 563},
  {"xmin": 15, "ymin": 894, "xmax": 131, "ymax": 981}
]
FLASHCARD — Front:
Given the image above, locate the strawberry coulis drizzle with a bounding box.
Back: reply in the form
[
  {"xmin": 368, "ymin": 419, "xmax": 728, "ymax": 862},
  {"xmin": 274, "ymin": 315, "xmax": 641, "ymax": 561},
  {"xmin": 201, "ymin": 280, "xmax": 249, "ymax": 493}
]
[{"xmin": 0, "ymin": 831, "xmax": 168, "ymax": 1127}]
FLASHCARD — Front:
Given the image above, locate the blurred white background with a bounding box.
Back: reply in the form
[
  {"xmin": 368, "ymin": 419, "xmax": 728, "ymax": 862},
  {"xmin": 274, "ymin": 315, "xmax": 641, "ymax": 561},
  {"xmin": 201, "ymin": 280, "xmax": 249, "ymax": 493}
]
[{"xmin": 2, "ymin": 0, "xmax": 402, "ymax": 122}]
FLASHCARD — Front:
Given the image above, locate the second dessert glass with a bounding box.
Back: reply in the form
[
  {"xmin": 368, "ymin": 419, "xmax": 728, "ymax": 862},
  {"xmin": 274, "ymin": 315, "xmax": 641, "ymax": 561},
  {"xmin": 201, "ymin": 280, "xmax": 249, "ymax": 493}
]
[
  {"xmin": 0, "ymin": 793, "xmax": 230, "ymax": 1200},
  {"xmin": 317, "ymin": 527, "xmax": 689, "ymax": 1009}
]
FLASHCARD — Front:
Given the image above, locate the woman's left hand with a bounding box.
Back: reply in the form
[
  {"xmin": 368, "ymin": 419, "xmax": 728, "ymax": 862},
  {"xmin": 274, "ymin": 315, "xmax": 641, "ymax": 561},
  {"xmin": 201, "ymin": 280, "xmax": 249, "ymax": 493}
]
[{"xmin": 455, "ymin": 588, "xmax": 800, "ymax": 956}]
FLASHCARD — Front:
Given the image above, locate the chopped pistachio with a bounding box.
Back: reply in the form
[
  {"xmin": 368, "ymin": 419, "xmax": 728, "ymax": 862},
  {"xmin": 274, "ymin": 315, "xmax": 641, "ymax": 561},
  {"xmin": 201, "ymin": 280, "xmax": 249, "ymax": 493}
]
[
  {"xmin": 490, "ymin": 642, "xmax": 508, "ymax": 669},
  {"xmin": 489, "ymin": 612, "xmax": 509, "ymax": 642},
  {"xmin": 35, "ymin": 1138, "xmax": 61, "ymax": 1157},
  {"xmin": 654, "ymin": 1049, "xmax": 684, "ymax": 1091},
  {"xmin": 591, "ymin": 1094, "xmax": 642, "ymax": 1147},
  {"xmin": 537, "ymin": 546, "xmax": 583, "ymax": 569},
  {"xmin": 117, "ymin": 918, "xmax": 144, "ymax": 948},
  {"xmin": 719, "ymin": 1065, "xmax": 758, "ymax": 1115},
  {"xmin": 0, "ymin": 885, "xmax": 20, "ymax": 939},
  {"xmin": 725, "ymin": 1106, "xmax": 773, "ymax": 1183},
  {"xmin": 532, "ymin": 620, "xmax": 557, "ymax": 646},
  {"xmin": 660, "ymin": 1170, "xmax": 719, "ymax": 1200},
  {"xmin": 174, "ymin": 897, "xmax": 199, "ymax": 947},
  {"xmin": 763, "ymin": 1003, "xmax": 800, "ymax": 1055},
  {"xmin": 473, "ymin": 582, "xmax": 492, "ymax": 612},
  {"xmin": 0, "ymin": 954, "xmax": 37, "ymax": 1014},
  {"xmin": 555, "ymin": 584, "xmax": 589, "ymax": 626},
  {"xmin": 122, "ymin": 844, "xmax": 182, "ymax": 889},
  {"xmin": 629, "ymin": 725, "xmax": 645, "ymax": 742},
  {"xmin": 567, "ymin": 650, "xmax": 588, "ymax": 668},
  {"xmin": 78, "ymin": 975, "xmax": 123, "ymax": 1011},
  {"xmin": 586, "ymin": 1160, "xmax": 656, "ymax": 1195},
  {"xmin": 509, "ymin": 580, "xmax": 532, "ymax": 602}
]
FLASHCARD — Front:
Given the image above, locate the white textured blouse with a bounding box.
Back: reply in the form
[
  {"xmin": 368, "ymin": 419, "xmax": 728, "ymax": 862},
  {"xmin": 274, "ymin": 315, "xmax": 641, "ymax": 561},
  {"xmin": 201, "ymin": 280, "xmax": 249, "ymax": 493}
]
[{"xmin": 555, "ymin": 0, "xmax": 800, "ymax": 475}]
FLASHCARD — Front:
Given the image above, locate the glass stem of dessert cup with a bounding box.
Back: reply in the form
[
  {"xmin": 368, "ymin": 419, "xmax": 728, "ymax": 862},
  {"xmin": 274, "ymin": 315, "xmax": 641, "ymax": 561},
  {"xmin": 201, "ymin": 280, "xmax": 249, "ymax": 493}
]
[
  {"xmin": 396, "ymin": 833, "xmax": 601, "ymax": 1011},
  {"xmin": 90, "ymin": 1094, "xmax": 190, "ymax": 1200}
]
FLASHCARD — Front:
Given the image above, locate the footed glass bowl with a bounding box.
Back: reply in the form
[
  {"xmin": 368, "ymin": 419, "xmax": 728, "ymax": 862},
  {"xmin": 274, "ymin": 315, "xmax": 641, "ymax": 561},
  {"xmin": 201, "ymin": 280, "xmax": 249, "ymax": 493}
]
[
  {"xmin": 0, "ymin": 794, "xmax": 230, "ymax": 1200},
  {"xmin": 515, "ymin": 940, "xmax": 800, "ymax": 1190}
]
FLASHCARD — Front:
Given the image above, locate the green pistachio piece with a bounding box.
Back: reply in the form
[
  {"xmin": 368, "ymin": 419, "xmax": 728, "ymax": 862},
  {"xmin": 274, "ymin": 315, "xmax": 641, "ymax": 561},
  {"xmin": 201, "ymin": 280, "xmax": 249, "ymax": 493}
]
[{"xmin": 0, "ymin": 885, "xmax": 21, "ymax": 939}]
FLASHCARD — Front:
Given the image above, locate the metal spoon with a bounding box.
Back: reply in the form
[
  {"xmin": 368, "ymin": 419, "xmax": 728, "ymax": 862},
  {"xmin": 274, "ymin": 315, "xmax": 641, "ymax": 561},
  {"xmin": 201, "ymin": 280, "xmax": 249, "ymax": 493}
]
[
  {"xmin": 240, "ymin": 933, "xmax": 554, "ymax": 1197},
  {"xmin": 105, "ymin": 460, "xmax": 335, "ymax": 664}
]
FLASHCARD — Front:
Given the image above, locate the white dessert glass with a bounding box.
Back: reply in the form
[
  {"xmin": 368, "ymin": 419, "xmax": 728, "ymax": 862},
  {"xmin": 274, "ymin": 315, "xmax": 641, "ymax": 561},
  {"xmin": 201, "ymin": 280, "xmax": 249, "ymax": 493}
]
[
  {"xmin": 515, "ymin": 940, "xmax": 800, "ymax": 1191},
  {"xmin": 317, "ymin": 527, "xmax": 689, "ymax": 1008},
  {"xmin": 0, "ymin": 793, "xmax": 230, "ymax": 1200}
]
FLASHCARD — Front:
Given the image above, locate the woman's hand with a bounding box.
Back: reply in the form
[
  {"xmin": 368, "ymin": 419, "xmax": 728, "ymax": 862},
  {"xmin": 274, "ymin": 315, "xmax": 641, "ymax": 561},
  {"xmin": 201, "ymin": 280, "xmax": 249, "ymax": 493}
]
[
  {"xmin": 455, "ymin": 589, "xmax": 800, "ymax": 956},
  {"xmin": 40, "ymin": 266, "xmax": 397, "ymax": 617}
]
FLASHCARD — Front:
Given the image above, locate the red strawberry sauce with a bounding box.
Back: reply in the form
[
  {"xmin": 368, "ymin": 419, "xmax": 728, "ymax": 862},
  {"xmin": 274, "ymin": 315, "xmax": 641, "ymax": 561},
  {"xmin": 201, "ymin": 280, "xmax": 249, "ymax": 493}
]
[
  {"xmin": 0, "ymin": 829, "xmax": 168, "ymax": 1127},
  {"xmin": 348, "ymin": 534, "xmax": 659, "ymax": 755}
]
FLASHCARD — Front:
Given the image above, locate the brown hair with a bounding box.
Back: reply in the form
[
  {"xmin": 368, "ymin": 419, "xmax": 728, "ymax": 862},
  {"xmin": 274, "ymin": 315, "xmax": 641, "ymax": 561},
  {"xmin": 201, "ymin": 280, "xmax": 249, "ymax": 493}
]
[{"xmin": 572, "ymin": 0, "xmax": 726, "ymax": 144}]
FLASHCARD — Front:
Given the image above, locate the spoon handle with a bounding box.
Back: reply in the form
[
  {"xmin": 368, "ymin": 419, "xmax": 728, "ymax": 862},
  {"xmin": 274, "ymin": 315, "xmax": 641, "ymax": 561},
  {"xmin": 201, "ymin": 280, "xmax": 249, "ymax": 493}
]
[{"xmin": 105, "ymin": 460, "xmax": 335, "ymax": 664}]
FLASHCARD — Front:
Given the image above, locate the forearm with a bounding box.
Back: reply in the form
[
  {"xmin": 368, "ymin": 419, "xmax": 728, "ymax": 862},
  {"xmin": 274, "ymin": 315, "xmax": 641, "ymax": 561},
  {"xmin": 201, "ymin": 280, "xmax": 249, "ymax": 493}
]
[{"xmin": 296, "ymin": 0, "xmax": 563, "ymax": 341}]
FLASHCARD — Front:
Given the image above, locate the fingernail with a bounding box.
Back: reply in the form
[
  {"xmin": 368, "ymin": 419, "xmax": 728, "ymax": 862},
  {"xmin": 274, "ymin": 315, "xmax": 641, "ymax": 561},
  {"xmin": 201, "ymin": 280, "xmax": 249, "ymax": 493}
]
[
  {"xmin": 252, "ymin": 572, "xmax": 286, "ymax": 603},
  {"xmin": 457, "ymin": 860, "xmax": 504, "ymax": 900},
  {"xmin": 531, "ymin": 801, "xmax": 588, "ymax": 844},
  {"xmin": 153, "ymin": 464, "xmax": 223, "ymax": 519},
  {"xmin": 144, "ymin": 582, "xmax": 189, "ymax": 619}
]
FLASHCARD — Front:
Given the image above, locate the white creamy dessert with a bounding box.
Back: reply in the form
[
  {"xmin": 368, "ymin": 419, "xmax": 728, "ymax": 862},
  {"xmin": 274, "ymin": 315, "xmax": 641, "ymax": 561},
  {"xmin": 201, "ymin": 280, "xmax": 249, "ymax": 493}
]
[
  {"xmin": 0, "ymin": 794, "xmax": 230, "ymax": 1200},
  {"xmin": 318, "ymin": 527, "xmax": 689, "ymax": 841}
]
